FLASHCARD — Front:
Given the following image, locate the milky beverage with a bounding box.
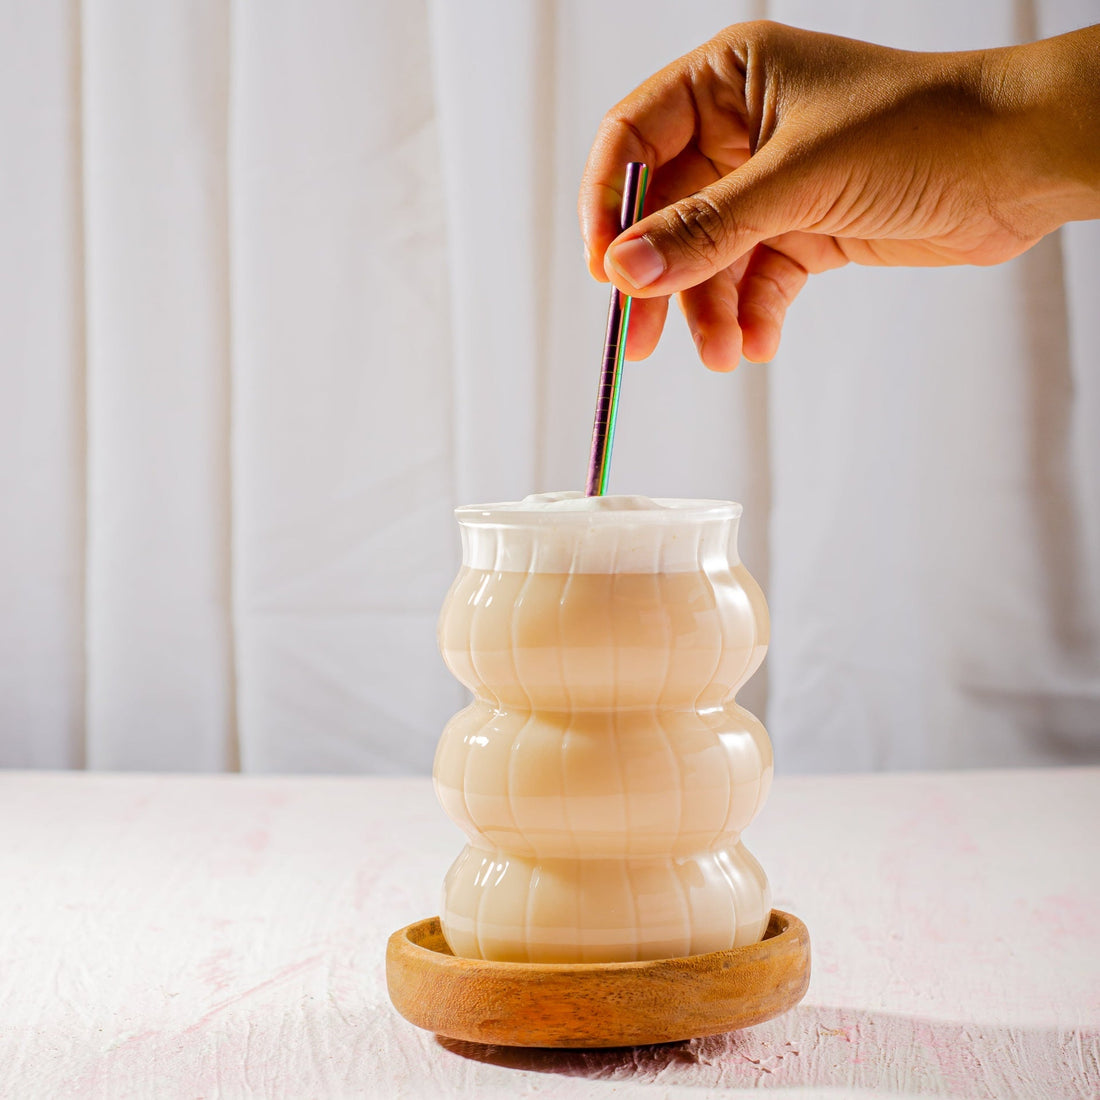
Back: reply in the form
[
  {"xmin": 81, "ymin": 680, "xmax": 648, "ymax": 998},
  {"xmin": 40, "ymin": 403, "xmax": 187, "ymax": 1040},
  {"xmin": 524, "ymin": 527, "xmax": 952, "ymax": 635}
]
[{"xmin": 434, "ymin": 492, "xmax": 774, "ymax": 963}]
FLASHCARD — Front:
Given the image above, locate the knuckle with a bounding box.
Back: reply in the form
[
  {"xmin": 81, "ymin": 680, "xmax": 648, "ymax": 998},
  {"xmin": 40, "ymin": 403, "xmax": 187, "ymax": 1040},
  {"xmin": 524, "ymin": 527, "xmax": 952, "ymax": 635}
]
[
  {"xmin": 610, "ymin": 115, "xmax": 662, "ymax": 172},
  {"xmin": 743, "ymin": 18, "xmax": 780, "ymax": 41},
  {"xmin": 722, "ymin": 18, "xmax": 782, "ymax": 53},
  {"xmin": 762, "ymin": 257, "xmax": 808, "ymax": 299},
  {"xmin": 752, "ymin": 271, "xmax": 794, "ymax": 310},
  {"xmin": 666, "ymin": 195, "xmax": 731, "ymax": 261}
]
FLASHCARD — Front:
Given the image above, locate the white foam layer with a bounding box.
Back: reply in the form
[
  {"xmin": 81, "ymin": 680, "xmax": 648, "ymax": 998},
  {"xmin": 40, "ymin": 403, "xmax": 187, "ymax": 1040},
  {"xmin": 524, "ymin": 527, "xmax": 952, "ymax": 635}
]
[
  {"xmin": 505, "ymin": 492, "xmax": 674, "ymax": 512},
  {"xmin": 458, "ymin": 491, "xmax": 738, "ymax": 517},
  {"xmin": 455, "ymin": 492, "xmax": 743, "ymax": 573}
]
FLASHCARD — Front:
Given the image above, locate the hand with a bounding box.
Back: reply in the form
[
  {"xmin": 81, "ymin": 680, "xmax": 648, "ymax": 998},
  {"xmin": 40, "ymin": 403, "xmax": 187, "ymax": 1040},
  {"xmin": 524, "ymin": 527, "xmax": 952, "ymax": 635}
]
[{"xmin": 579, "ymin": 21, "xmax": 1100, "ymax": 369}]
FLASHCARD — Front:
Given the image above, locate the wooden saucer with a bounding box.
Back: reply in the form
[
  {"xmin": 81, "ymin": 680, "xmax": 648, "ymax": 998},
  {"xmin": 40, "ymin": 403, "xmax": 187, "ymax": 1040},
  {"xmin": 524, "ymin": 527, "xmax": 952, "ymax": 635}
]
[{"xmin": 386, "ymin": 909, "xmax": 810, "ymax": 1048}]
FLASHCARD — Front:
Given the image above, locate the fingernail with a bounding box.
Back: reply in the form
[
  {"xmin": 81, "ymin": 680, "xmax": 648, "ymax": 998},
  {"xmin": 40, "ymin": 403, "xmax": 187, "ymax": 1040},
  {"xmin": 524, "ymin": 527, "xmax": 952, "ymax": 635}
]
[
  {"xmin": 693, "ymin": 331, "xmax": 706, "ymax": 360},
  {"xmin": 606, "ymin": 236, "xmax": 665, "ymax": 290}
]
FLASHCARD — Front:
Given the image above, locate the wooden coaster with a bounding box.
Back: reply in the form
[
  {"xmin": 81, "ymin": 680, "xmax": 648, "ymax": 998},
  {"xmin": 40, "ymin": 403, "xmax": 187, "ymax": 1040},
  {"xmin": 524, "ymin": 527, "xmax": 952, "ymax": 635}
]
[{"xmin": 386, "ymin": 909, "xmax": 810, "ymax": 1049}]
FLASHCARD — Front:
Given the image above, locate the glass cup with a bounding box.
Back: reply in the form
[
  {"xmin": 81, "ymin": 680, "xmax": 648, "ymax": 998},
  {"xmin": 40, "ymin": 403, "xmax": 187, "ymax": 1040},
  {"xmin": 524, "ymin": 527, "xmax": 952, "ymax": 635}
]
[{"xmin": 433, "ymin": 493, "xmax": 773, "ymax": 963}]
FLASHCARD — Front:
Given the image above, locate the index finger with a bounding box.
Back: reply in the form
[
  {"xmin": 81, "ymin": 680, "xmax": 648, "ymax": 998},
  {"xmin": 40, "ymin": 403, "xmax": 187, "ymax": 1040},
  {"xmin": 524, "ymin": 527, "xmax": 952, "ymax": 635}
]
[{"xmin": 579, "ymin": 65, "xmax": 700, "ymax": 281}]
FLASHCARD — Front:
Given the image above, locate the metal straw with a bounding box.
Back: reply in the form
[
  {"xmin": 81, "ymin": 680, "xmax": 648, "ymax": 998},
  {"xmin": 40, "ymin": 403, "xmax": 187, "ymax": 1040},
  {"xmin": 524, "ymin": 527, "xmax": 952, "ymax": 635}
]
[{"xmin": 585, "ymin": 161, "xmax": 650, "ymax": 496}]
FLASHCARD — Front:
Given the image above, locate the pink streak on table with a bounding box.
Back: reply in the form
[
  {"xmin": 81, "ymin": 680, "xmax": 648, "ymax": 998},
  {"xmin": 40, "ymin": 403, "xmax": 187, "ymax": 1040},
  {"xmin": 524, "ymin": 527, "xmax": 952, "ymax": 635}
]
[{"xmin": 0, "ymin": 769, "xmax": 1095, "ymax": 1099}]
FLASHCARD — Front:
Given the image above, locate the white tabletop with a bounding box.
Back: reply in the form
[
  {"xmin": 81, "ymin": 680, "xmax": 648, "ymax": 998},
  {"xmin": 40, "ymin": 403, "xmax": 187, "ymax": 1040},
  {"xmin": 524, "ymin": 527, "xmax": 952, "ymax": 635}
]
[{"xmin": 0, "ymin": 768, "xmax": 1096, "ymax": 1100}]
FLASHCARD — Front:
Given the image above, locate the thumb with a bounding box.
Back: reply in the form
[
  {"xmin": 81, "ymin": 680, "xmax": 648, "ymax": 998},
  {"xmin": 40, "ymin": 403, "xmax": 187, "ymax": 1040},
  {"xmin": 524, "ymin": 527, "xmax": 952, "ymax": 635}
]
[{"xmin": 603, "ymin": 143, "xmax": 807, "ymax": 297}]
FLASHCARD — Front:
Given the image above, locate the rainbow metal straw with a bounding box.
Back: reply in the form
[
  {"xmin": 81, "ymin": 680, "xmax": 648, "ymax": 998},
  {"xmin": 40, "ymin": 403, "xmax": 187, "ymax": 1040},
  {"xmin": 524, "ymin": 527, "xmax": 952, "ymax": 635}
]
[{"xmin": 586, "ymin": 161, "xmax": 650, "ymax": 496}]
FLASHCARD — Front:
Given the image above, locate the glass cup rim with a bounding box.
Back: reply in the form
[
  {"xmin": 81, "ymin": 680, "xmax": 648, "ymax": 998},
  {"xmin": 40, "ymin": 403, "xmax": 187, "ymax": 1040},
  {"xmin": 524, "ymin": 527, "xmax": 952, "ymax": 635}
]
[{"xmin": 454, "ymin": 497, "xmax": 743, "ymax": 527}]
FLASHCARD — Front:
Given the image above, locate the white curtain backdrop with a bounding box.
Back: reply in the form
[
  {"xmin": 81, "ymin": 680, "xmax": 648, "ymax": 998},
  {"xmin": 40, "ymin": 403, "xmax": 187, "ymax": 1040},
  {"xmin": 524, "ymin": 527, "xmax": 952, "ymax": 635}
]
[{"xmin": 1, "ymin": 0, "xmax": 1097, "ymax": 774}]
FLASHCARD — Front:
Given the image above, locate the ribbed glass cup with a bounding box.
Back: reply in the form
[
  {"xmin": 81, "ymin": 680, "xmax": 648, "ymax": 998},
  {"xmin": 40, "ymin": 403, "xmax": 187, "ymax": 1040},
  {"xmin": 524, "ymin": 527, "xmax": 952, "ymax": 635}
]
[{"xmin": 433, "ymin": 495, "xmax": 773, "ymax": 963}]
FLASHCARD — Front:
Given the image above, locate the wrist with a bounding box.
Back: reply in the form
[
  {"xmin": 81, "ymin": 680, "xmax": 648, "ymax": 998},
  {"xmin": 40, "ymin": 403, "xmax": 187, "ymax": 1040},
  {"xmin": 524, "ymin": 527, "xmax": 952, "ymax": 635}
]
[{"xmin": 984, "ymin": 28, "xmax": 1100, "ymax": 226}]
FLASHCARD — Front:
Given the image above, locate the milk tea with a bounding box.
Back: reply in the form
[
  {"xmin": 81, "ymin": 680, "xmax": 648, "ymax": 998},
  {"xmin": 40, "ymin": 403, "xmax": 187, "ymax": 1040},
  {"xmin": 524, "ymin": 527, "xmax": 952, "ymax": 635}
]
[{"xmin": 433, "ymin": 493, "xmax": 774, "ymax": 963}]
